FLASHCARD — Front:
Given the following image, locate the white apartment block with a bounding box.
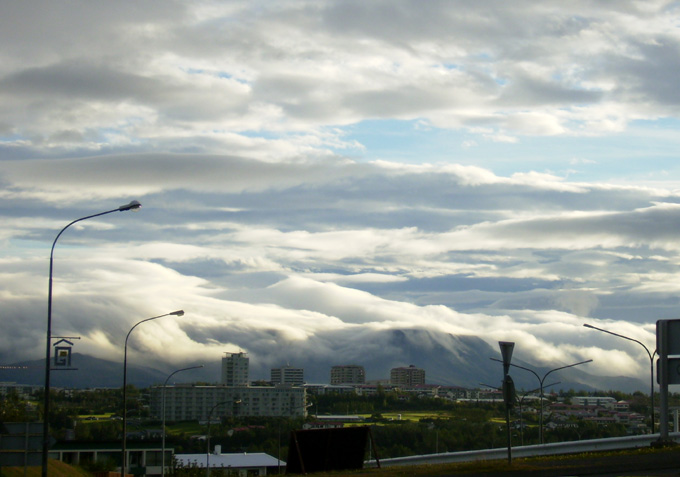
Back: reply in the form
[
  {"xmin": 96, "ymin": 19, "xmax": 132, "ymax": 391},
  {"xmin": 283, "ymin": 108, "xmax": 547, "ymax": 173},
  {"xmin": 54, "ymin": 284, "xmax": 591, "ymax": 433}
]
[
  {"xmin": 330, "ymin": 365, "xmax": 365, "ymax": 385},
  {"xmin": 271, "ymin": 366, "xmax": 304, "ymax": 386},
  {"xmin": 150, "ymin": 385, "xmax": 307, "ymax": 421},
  {"xmin": 572, "ymin": 396, "xmax": 617, "ymax": 407},
  {"xmin": 221, "ymin": 352, "xmax": 249, "ymax": 386}
]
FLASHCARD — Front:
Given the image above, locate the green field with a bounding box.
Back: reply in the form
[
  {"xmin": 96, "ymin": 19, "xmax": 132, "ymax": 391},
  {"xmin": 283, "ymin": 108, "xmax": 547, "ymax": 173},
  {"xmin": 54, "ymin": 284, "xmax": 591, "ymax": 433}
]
[{"xmin": 166, "ymin": 421, "xmax": 204, "ymax": 435}]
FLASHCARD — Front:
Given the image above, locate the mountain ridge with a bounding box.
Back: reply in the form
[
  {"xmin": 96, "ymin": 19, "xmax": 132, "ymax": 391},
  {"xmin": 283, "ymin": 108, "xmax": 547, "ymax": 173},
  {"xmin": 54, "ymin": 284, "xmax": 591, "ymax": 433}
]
[{"xmin": 0, "ymin": 329, "xmax": 648, "ymax": 393}]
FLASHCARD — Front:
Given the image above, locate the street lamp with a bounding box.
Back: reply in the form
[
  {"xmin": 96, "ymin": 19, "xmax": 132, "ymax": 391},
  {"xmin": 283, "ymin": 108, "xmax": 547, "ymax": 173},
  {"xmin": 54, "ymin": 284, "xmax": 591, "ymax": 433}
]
[
  {"xmin": 583, "ymin": 323, "xmax": 657, "ymax": 433},
  {"xmin": 516, "ymin": 383, "xmax": 558, "ymax": 446},
  {"xmin": 491, "ymin": 357, "xmax": 592, "ymax": 444},
  {"xmin": 162, "ymin": 365, "xmax": 203, "ymax": 477},
  {"xmin": 206, "ymin": 401, "xmax": 231, "ymax": 477},
  {"xmin": 42, "ymin": 200, "xmax": 140, "ymax": 477},
  {"xmin": 122, "ymin": 310, "xmax": 184, "ymax": 477}
]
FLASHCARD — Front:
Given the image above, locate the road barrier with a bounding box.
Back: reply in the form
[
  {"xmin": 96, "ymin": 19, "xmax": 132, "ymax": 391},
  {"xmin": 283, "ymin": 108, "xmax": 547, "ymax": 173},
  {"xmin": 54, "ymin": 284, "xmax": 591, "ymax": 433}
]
[{"xmin": 366, "ymin": 432, "xmax": 680, "ymax": 467}]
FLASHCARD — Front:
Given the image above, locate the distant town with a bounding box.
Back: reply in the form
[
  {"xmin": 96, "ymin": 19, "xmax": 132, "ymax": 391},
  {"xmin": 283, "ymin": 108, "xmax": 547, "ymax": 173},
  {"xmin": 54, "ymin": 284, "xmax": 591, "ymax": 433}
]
[{"xmin": 3, "ymin": 349, "xmax": 676, "ymax": 476}]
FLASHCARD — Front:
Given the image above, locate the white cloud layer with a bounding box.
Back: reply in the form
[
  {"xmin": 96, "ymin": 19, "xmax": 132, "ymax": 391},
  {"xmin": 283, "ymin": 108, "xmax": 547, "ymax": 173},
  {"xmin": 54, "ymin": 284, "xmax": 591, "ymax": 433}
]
[{"xmin": 2, "ymin": 1, "xmax": 680, "ymax": 389}]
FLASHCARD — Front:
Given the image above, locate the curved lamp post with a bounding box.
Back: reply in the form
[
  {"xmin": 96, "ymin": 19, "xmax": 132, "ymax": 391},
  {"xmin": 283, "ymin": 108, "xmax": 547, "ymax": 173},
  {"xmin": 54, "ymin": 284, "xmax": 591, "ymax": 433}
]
[
  {"xmin": 206, "ymin": 401, "xmax": 231, "ymax": 477},
  {"xmin": 162, "ymin": 365, "xmax": 203, "ymax": 477},
  {"xmin": 584, "ymin": 323, "xmax": 657, "ymax": 433},
  {"xmin": 516, "ymin": 383, "xmax": 558, "ymax": 446},
  {"xmin": 122, "ymin": 310, "xmax": 184, "ymax": 477},
  {"xmin": 491, "ymin": 357, "xmax": 592, "ymax": 444},
  {"xmin": 42, "ymin": 200, "xmax": 140, "ymax": 477}
]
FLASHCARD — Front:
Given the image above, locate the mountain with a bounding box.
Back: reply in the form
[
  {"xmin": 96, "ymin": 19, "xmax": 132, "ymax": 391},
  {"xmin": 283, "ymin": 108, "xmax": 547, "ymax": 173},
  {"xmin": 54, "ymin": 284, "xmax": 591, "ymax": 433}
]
[
  {"xmin": 0, "ymin": 330, "xmax": 648, "ymax": 393},
  {"xmin": 288, "ymin": 328, "xmax": 648, "ymax": 394}
]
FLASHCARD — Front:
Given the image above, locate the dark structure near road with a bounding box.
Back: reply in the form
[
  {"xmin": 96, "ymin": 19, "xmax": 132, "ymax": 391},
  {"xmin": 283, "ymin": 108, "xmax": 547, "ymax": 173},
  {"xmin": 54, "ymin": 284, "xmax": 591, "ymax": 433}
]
[{"xmin": 286, "ymin": 426, "xmax": 379, "ymax": 474}]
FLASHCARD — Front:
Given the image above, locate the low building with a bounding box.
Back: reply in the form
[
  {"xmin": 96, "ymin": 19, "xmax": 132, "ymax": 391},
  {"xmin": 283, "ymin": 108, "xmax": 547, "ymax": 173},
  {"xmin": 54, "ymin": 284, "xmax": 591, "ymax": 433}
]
[
  {"xmin": 176, "ymin": 446, "xmax": 283, "ymax": 476},
  {"xmin": 572, "ymin": 396, "xmax": 616, "ymax": 407},
  {"xmin": 150, "ymin": 384, "xmax": 307, "ymax": 420},
  {"xmin": 0, "ymin": 382, "xmax": 42, "ymax": 399},
  {"xmin": 303, "ymin": 383, "xmax": 357, "ymax": 395}
]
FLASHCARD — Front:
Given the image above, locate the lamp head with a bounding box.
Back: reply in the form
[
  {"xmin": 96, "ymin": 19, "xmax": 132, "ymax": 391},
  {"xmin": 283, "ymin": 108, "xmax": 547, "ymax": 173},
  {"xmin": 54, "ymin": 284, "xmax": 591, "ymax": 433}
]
[
  {"xmin": 498, "ymin": 341, "xmax": 515, "ymax": 376},
  {"xmin": 583, "ymin": 324, "xmax": 595, "ymax": 329},
  {"xmin": 170, "ymin": 310, "xmax": 185, "ymax": 316},
  {"xmin": 119, "ymin": 200, "xmax": 142, "ymax": 212}
]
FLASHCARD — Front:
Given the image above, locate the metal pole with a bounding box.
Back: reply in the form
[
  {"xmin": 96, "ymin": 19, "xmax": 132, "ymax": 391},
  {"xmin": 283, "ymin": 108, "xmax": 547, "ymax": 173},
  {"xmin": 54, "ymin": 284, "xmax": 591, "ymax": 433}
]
[
  {"xmin": 583, "ymin": 323, "xmax": 656, "ymax": 433},
  {"xmin": 206, "ymin": 401, "xmax": 230, "ymax": 477},
  {"xmin": 122, "ymin": 310, "xmax": 184, "ymax": 477},
  {"xmin": 42, "ymin": 201, "xmax": 140, "ymax": 477},
  {"xmin": 658, "ymin": 320, "xmax": 669, "ymax": 440},
  {"xmin": 161, "ymin": 365, "xmax": 203, "ymax": 477},
  {"xmin": 491, "ymin": 358, "xmax": 592, "ymax": 444}
]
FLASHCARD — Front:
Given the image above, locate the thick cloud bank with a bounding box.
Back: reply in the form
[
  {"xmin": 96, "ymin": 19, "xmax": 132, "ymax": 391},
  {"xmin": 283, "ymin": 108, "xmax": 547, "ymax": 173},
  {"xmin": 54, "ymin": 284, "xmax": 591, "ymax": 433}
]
[
  {"xmin": 2, "ymin": 1, "xmax": 679, "ymax": 389},
  {"xmin": 0, "ymin": 154, "xmax": 674, "ymax": 387}
]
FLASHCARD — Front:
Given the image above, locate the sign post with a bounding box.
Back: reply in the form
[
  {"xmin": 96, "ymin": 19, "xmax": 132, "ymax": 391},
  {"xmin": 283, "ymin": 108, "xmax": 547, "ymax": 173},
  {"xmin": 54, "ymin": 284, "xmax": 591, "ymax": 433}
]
[
  {"xmin": 498, "ymin": 341, "xmax": 515, "ymax": 464},
  {"xmin": 655, "ymin": 319, "xmax": 680, "ymax": 443}
]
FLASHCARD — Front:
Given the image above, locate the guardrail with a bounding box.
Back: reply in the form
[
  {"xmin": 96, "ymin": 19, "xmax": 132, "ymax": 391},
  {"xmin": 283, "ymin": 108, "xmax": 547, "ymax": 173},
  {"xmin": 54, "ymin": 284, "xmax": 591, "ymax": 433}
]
[{"xmin": 366, "ymin": 432, "xmax": 680, "ymax": 468}]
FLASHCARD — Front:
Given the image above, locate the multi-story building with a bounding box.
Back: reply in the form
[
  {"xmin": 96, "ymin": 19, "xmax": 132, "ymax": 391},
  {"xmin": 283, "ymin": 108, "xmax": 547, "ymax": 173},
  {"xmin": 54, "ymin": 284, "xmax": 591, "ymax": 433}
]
[
  {"xmin": 390, "ymin": 365, "xmax": 425, "ymax": 386},
  {"xmin": 0, "ymin": 382, "xmax": 41, "ymax": 399},
  {"xmin": 572, "ymin": 396, "xmax": 617, "ymax": 407},
  {"xmin": 150, "ymin": 384, "xmax": 306, "ymax": 420},
  {"xmin": 271, "ymin": 366, "xmax": 304, "ymax": 386},
  {"xmin": 330, "ymin": 365, "xmax": 365, "ymax": 385},
  {"xmin": 221, "ymin": 352, "xmax": 249, "ymax": 386}
]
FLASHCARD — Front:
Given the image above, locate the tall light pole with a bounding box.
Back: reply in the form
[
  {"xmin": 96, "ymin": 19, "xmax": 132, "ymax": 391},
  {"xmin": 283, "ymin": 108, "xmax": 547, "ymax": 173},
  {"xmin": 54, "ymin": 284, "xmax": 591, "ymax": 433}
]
[
  {"xmin": 491, "ymin": 357, "xmax": 592, "ymax": 444},
  {"xmin": 516, "ymin": 383, "xmax": 558, "ymax": 446},
  {"xmin": 42, "ymin": 200, "xmax": 141, "ymax": 477},
  {"xmin": 206, "ymin": 401, "xmax": 230, "ymax": 477},
  {"xmin": 122, "ymin": 310, "xmax": 184, "ymax": 477},
  {"xmin": 162, "ymin": 365, "xmax": 203, "ymax": 477},
  {"xmin": 584, "ymin": 323, "xmax": 656, "ymax": 433}
]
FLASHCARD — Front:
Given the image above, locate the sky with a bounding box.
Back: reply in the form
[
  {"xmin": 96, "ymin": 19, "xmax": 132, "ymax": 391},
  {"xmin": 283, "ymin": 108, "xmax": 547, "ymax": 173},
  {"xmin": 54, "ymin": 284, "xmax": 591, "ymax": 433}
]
[{"xmin": 2, "ymin": 0, "xmax": 680, "ymax": 388}]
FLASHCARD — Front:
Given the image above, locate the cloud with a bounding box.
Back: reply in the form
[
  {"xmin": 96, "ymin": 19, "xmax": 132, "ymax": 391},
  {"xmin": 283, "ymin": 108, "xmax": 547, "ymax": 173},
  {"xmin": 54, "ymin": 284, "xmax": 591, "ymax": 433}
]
[
  {"xmin": 2, "ymin": 1, "xmax": 679, "ymax": 156},
  {"xmin": 1, "ymin": 1, "xmax": 679, "ymax": 390},
  {"xmin": 0, "ymin": 152, "xmax": 673, "ymax": 385}
]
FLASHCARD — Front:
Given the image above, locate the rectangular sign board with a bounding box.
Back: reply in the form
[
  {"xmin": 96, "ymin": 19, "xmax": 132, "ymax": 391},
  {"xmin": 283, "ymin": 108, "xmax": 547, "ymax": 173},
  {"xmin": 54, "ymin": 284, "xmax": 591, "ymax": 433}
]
[
  {"xmin": 656, "ymin": 357, "xmax": 680, "ymax": 385},
  {"xmin": 657, "ymin": 319, "xmax": 680, "ymax": 356},
  {"xmin": 666, "ymin": 358, "xmax": 680, "ymax": 385}
]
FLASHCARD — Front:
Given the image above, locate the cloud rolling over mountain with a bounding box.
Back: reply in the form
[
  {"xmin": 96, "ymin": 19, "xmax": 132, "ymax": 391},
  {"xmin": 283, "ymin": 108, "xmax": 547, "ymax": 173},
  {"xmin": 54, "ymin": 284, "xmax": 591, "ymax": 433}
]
[{"xmin": 1, "ymin": 1, "xmax": 679, "ymax": 390}]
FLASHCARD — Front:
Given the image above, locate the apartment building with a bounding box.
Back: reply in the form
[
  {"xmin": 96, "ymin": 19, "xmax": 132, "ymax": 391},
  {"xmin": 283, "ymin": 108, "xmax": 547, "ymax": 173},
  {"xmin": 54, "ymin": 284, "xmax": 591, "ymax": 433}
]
[
  {"xmin": 150, "ymin": 384, "xmax": 306, "ymax": 420},
  {"xmin": 330, "ymin": 365, "xmax": 365, "ymax": 385},
  {"xmin": 221, "ymin": 352, "xmax": 249, "ymax": 386},
  {"xmin": 390, "ymin": 365, "xmax": 425, "ymax": 386},
  {"xmin": 271, "ymin": 365, "xmax": 304, "ymax": 386}
]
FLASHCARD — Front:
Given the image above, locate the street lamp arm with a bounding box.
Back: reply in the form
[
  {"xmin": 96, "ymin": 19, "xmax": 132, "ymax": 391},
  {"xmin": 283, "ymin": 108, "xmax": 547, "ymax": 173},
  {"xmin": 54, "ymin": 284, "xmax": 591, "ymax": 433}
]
[
  {"xmin": 583, "ymin": 324, "xmax": 655, "ymax": 360},
  {"xmin": 124, "ymin": 311, "xmax": 184, "ymax": 349},
  {"xmin": 542, "ymin": 359, "xmax": 593, "ymax": 384},
  {"xmin": 164, "ymin": 365, "xmax": 203, "ymax": 387},
  {"xmin": 490, "ymin": 357, "xmax": 541, "ymax": 381}
]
